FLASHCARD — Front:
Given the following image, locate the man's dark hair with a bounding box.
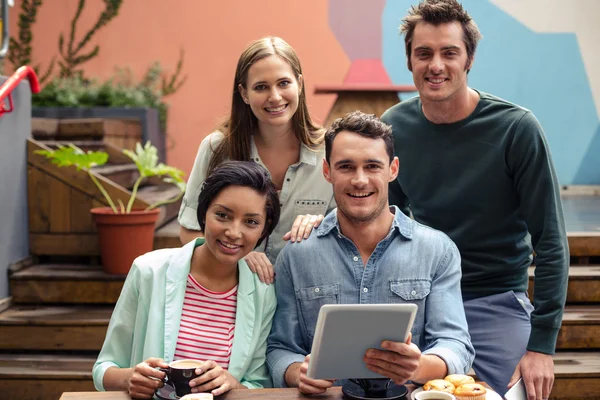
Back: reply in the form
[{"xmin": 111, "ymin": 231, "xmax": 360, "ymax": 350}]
[
  {"xmin": 197, "ymin": 160, "xmax": 280, "ymax": 248},
  {"xmin": 325, "ymin": 111, "xmax": 394, "ymax": 164},
  {"xmin": 401, "ymin": 0, "xmax": 482, "ymax": 72}
]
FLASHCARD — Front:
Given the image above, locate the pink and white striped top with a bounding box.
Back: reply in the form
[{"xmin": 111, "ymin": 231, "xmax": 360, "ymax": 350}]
[{"xmin": 173, "ymin": 274, "xmax": 238, "ymax": 368}]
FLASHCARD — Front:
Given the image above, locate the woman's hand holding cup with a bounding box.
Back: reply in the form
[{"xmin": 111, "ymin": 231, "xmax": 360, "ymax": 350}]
[
  {"xmin": 189, "ymin": 359, "xmax": 244, "ymax": 396},
  {"xmin": 128, "ymin": 357, "xmax": 169, "ymax": 399}
]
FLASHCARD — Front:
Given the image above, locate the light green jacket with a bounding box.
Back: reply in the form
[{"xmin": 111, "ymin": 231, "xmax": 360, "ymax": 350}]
[{"xmin": 93, "ymin": 238, "xmax": 277, "ymax": 391}]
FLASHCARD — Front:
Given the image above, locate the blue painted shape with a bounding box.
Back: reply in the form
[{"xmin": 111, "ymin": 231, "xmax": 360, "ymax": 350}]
[
  {"xmin": 573, "ymin": 124, "xmax": 600, "ymax": 184},
  {"xmin": 382, "ymin": 0, "xmax": 599, "ymax": 184}
]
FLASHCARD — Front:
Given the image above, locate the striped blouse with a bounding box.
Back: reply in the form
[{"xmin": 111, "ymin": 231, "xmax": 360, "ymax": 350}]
[{"xmin": 174, "ymin": 274, "xmax": 238, "ymax": 368}]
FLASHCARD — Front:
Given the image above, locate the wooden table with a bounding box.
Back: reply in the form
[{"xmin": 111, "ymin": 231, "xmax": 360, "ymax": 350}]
[{"xmin": 60, "ymin": 386, "xmax": 414, "ymax": 399}]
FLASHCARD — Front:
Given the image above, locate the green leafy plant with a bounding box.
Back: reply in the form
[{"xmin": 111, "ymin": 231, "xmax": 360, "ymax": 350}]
[
  {"xmin": 35, "ymin": 141, "xmax": 186, "ymax": 214},
  {"xmin": 32, "ymin": 53, "xmax": 187, "ymax": 134}
]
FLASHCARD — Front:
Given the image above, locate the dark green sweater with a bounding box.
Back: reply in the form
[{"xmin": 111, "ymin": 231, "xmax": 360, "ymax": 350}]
[{"xmin": 381, "ymin": 91, "xmax": 569, "ymax": 354}]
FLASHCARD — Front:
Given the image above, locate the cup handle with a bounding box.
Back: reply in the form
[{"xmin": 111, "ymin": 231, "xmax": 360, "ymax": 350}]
[{"xmin": 158, "ymin": 367, "xmax": 173, "ymax": 387}]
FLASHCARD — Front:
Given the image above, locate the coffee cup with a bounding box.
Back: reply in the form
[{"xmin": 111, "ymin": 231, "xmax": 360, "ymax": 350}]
[
  {"xmin": 415, "ymin": 390, "xmax": 456, "ymax": 400},
  {"xmin": 180, "ymin": 394, "xmax": 214, "ymax": 400},
  {"xmin": 160, "ymin": 359, "xmax": 203, "ymax": 397}
]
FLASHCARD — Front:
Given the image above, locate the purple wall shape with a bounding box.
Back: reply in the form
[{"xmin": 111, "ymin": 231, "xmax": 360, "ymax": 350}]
[{"xmin": 329, "ymin": 0, "xmax": 386, "ymax": 61}]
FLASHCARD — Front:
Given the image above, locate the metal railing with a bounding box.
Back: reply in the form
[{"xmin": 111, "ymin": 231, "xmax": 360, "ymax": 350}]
[{"xmin": 0, "ymin": 65, "xmax": 40, "ymax": 118}]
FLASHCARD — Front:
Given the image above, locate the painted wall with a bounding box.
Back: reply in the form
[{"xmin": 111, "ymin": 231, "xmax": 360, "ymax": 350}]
[
  {"xmin": 0, "ymin": 77, "xmax": 31, "ymax": 298},
  {"xmin": 8, "ymin": 0, "xmax": 349, "ymax": 175},
  {"xmin": 383, "ymin": 0, "xmax": 600, "ymax": 184},
  {"xmin": 8, "ymin": 0, "xmax": 600, "ymax": 184}
]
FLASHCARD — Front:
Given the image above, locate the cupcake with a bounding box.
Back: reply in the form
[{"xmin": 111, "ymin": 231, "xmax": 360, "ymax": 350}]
[
  {"xmin": 444, "ymin": 374, "xmax": 475, "ymax": 388},
  {"xmin": 454, "ymin": 383, "xmax": 487, "ymax": 400},
  {"xmin": 423, "ymin": 379, "xmax": 456, "ymax": 393}
]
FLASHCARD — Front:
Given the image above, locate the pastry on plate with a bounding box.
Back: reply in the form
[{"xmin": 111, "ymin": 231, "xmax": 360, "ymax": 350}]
[
  {"xmin": 454, "ymin": 383, "xmax": 487, "ymax": 400},
  {"xmin": 444, "ymin": 374, "xmax": 475, "ymax": 388},
  {"xmin": 423, "ymin": 379, "xmax": 455, "ymax": 393}
]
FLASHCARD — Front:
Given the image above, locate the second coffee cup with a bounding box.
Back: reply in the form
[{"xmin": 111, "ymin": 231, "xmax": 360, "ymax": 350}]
[{"xmin": 160, "ymin": 359, "xmax": 203, "ymax": 397}]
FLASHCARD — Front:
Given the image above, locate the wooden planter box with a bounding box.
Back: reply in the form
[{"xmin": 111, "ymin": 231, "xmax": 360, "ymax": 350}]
[
  {"xmin": 27, "ymin": 138, "xmax": 181, "ymax": 257},
  {"xmin": 31, "ymin": 107, "xmax": 165, "ymax": 162},
  {"xmin": 31, "ymin": 117, "xmax": 143, "ymax": 153}
]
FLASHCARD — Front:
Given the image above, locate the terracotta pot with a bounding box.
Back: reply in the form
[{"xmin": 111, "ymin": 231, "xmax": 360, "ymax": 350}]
[{"xmin": 91, "ymin": 207, "xmax": 160, "ymax": 275}]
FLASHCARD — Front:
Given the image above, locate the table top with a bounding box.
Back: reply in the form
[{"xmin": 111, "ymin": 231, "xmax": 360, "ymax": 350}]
[
  {"xmin": 60, "ymin": 386, "xmax": 407, "ymax": 400},
  {"xmin": 60, "ymin": 381, "xmax": 493, "ymax": 399}
]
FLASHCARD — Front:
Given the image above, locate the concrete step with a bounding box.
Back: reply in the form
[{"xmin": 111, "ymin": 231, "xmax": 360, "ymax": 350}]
[
  {"xmin": 529, "ymin": 265, "xmax": 600, "ymax": 303},
  {"xmin": 551, "ymin": 351, "xmax": 600, "ymax": 399},
  {"xmin": 10, "ymin": 263, "xmax": 125, "ymax": 304},
  {"xmin": 0, "ymin": 353, "xmax": 95, "ymax": 400},
  {"xmin": 0, "ymin": 305, "xmax": 110, "ymax": 351},
  {"xmin": 557, "ymin": 306, "xmax": 600, "ymax": 350}
]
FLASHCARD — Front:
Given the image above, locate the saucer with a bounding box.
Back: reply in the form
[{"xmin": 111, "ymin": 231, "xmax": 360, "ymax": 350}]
[
  {"xmin": 411, "ymin": 387, "xmax": 503, "ymax": 400},
  {"xmin": 342, "ymin": 380, "xmax": 408, "ymax": 400},
  {"xmin": 155, "ymin": 384, "xmax": 182, "ymax": 400}
]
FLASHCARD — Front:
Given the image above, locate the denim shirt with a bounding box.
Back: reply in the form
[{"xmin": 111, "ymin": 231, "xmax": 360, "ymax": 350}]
[{"xmin": 266, "ymin": 207, "xmax": 474, "ymax": 388}]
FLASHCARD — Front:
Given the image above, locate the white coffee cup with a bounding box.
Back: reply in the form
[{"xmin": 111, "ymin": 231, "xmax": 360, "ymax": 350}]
[
  {"xmin": 414, "ymin": 390, "xmax": 456, "ymax": 400},
  {"xmin": 180, "ymin": 394, "xmax": 213, "ymax": 400}
]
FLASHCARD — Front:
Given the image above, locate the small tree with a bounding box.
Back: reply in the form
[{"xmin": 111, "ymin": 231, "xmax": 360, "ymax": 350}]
[
  {"xmin": 7, "ymin": 0, "xmax": 54, "ymax": 83},
  {"xmin": 57, "ymin": 0, "xmax": 123, "ymax": 78}
]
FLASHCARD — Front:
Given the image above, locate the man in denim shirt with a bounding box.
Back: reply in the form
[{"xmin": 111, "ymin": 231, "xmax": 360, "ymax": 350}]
[{"xmin": 267, "ymin": 111, "xmax": 474, "ymax": 394}]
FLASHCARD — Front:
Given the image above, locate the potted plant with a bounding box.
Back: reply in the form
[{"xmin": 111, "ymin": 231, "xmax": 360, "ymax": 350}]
[{"xmin": 35, "ymin": 141, "xmax": 186, "ymax": 274}]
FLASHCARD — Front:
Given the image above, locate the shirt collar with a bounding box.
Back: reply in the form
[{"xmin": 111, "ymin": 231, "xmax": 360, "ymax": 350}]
[{"xmin": 317, "ymin": 206, "xmax": 414, "ymax": 240}]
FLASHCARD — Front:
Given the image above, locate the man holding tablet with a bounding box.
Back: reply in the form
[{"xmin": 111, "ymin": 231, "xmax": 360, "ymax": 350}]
[{"xmin": 266, "ymin": 111, "xmax": 474, "ymax": 394}]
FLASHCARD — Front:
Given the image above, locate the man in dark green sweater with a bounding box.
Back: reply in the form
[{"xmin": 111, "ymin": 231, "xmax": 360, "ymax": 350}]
[{"xmin": 381, "ymin": 1, "xmax": 568, "ymax": 398}]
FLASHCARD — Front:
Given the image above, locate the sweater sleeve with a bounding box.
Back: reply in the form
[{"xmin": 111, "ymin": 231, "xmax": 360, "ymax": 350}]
[
  {"xmin": 506, "ymin": 111, "xmax": 569, "ymax": 354},
  {"xmin": 388, "ymin": 179, "xmax": 411, "ymax": 218},
  {"xmin": 380, "ymin": 111, "xmax": 411, "ymax": 217}
]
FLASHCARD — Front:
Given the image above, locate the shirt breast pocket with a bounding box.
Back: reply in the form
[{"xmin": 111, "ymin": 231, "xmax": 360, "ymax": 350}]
[
  {"xmin": 296, "ymin": 283, "xmax": 340, "ymax": 341},
  {"xmin": 389, "ymin": 279, "xmax": 431, "ymax": 335},
  {"xmin": 293, "ymin": 199, "xmax": 328, "ymax": 217}
]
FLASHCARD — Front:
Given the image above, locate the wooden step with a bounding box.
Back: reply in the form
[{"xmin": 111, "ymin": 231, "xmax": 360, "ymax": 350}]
[
  {"xmin": 0, "ymin": 305, "xmax": 110, "ymax": 351},
  {"xmin": 551, "ymin": 352, "xmax": 600, "ymax": 399},
  {"xmin": 154, "ymin": 217, "xmax": 181, "ymax": 250},
  {"xmin": 10, "ymin": 263, "xmax": 125, "ymax": 304},
  {"xmin": 92, "ymin": 163, "xmax": 139, "ymax": 190},
  {"xmin": 529, "ymin": 266, "xmax": 600, "ymax": 303},
  {"xmin": 0, "ymin": 353, "xmax": 95, "ymax": 400},
  {"xmin": 556, "ymin": 306, "xmax": 600, "ymax": 350}
]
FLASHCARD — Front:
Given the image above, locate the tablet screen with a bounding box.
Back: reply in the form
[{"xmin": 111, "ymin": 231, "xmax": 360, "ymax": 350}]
[{"xmin": 307, "ymin": 303, "xmax": 418, "ymax": 380}]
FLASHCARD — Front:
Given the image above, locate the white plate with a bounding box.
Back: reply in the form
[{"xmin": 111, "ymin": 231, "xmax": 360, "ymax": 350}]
[{"xmin": 411, "ymin": 387, "xmax": 503, "ymax": 400}]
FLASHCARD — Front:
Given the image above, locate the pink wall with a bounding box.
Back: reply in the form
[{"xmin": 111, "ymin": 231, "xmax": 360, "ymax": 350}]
[{"xmin": 9, "ymin": 0, "xmax": 349, "ymax": 174}]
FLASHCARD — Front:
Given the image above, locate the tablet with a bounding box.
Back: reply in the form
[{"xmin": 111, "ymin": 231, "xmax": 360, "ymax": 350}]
[{"xmin": 306, "ymin": 303, "xmax": 418, "ymax": 380}]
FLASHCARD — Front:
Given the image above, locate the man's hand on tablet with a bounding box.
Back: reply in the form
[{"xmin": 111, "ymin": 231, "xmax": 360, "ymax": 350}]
[
  {"xmin": 363, "ymin": 333, "xmax": 422, "ymax": 385},
  {"xmin": 286, "ymin": 355, "xmax": 335, "ymax": 394}
]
